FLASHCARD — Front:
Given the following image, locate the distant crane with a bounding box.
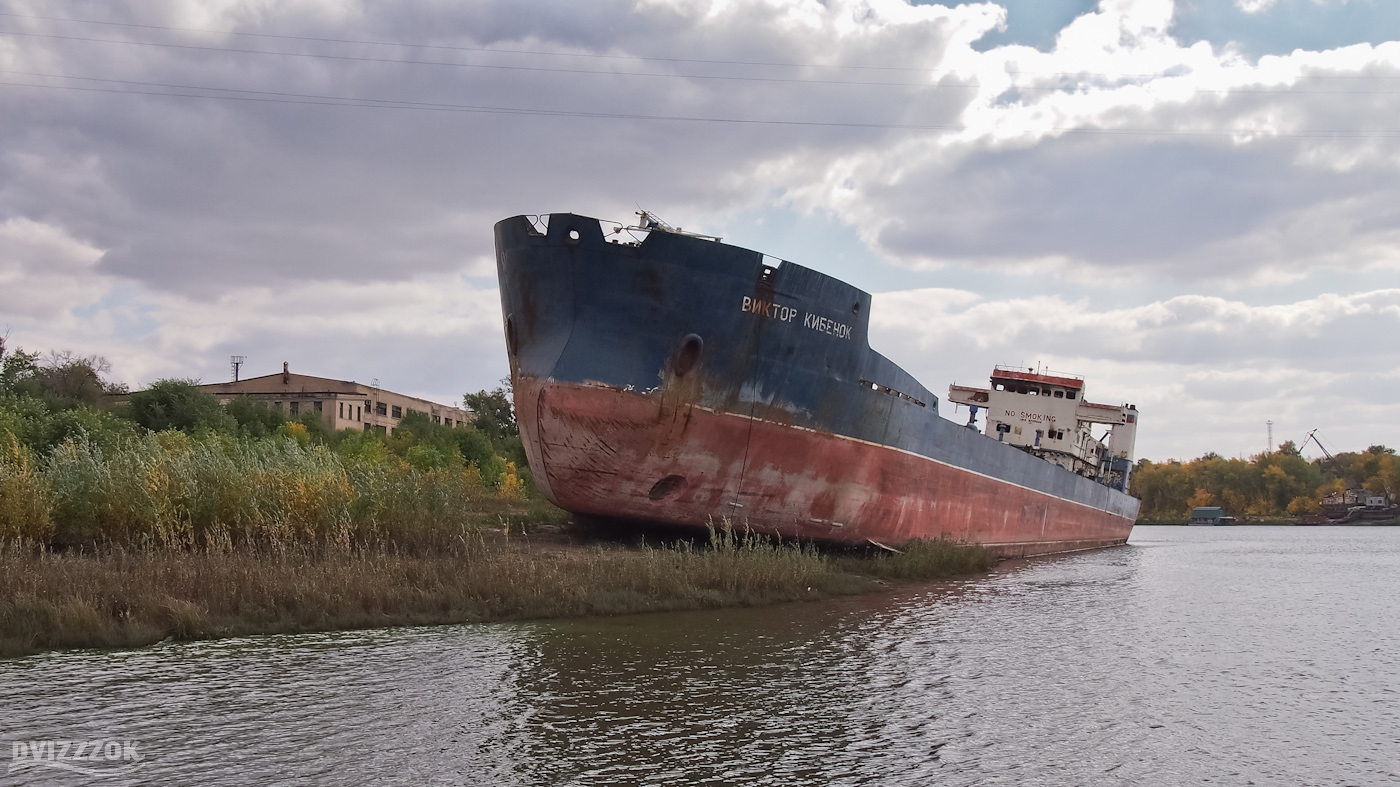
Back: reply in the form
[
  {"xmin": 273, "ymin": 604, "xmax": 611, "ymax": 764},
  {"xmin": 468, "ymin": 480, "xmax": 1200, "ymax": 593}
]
[{"xmin": 1302, "ymin": 429, "xmax": 1351, "ymax": 487}]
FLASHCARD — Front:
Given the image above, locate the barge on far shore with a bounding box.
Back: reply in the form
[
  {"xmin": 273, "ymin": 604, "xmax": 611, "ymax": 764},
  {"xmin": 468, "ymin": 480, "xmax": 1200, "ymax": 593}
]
[{"xmin": 494, "ymin": 212, "xmax": 1141, "ymax": 558}]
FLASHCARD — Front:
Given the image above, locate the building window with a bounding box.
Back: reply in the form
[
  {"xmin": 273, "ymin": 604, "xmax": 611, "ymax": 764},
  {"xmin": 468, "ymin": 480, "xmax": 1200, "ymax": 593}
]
[
  {"xmin": 273, "ymin": 401, "xmax": 281, "ymax": 410},
  {"xmin": 1066, "ymin": 391, "xmax": 1076, "ymax": 400},
  {"xmin": 314, "ymin": 401, "xmax": 323, "ymax": 412},
  {"xmin": 339, "ymin": 402, "xmax": 344, "ymax": 418},
  {"xmin": 289, "ymin": 401, "xmax": 300, "ymax": 416},
  {"xmin": 391, "ymin": 405, "xmax": 403, "ymax": 419},
  {"xmin": 433, "ymin": 415, "xmax": 440, "ymax": 424},
  {"xmin": 1053, "ymin": 391, "xmax": 1064, "ymax": 398},
  {"xmin": 357, "ymin": 406, "xmax": 362, "ymax": 421},
  {"xmin": 363, "ymin": 422, "xmax": 371, "ymax": 432},
  {"xmin": 375, "ymin": 402, "xmax": 387, "ymax": 416},
  {"xmin": 365, "ymin": 399, "xmax": 372, "ymax": 411}
]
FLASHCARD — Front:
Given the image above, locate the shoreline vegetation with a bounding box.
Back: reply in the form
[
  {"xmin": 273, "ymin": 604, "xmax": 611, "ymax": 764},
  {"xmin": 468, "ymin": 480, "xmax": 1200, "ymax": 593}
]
[
  {"xmin": 0, "ymin": 520, "xmax": 994, "ymax": 658},
  {"xmin": 1132, "ymin": 441, "xmax": 1397, "ymax": 520},
  {"xmin": 0, "ymin": 343, "xmax": 992, "ymax": 658}
]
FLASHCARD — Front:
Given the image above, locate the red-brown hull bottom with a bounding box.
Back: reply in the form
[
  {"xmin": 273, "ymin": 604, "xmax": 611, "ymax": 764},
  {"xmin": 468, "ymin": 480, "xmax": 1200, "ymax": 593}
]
[{"xmin": 518, "ymin": 379, "xmax": 1133, "ymax": 558}]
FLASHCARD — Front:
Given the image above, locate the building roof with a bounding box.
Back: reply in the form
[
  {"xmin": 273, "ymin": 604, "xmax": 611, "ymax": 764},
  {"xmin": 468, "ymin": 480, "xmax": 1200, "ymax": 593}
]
[
  {"xmin": 197, "ymin": 365, "xmax": 468, "ymax": 417},
  {"xmin": 199, "ymin": 371, "xmax": 373, "ymax": 397}
]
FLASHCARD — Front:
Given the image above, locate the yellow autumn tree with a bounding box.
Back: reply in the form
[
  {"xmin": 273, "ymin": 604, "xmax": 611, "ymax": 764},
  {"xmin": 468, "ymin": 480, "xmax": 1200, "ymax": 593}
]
[
  {"xmin": 1185, "ymin": 488, "xmax": 1215, "ymax": 510},
  {"xmin": 1287, "ymin": 496, "xmax": 1321, "ymax": 515}
]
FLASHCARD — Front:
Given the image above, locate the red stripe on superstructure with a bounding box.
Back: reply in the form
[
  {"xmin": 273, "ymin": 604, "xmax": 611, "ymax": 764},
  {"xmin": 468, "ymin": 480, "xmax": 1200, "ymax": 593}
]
[
  {"xmin": 991, "ymin": 369, "xmax": 1084, "ymax": 389},
  {"xmin": 515, "ymin": 378, "xmax": 1134, "ymax": 558}
]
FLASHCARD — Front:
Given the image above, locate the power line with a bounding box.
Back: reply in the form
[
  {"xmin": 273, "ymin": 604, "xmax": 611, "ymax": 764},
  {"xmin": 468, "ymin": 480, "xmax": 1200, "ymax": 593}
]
[
  {"xmin": 7, "ymin": 28, "xmax": 1400, "ymax": 95},
  {"xmin": 4, "ymin": 71, "xmax": 1400, "ymax": 137},
  {"xmin": 0, "ymin": 29, "xmax": 959, "ymax": 87},
  {"xmin": 0, "ymin": 10, "xmax": 925, "ymax": 72},
  {"xmin": 8, "ymin": 8, "xmax": 1400, "ymax": 81},
  {"xmin": 0, "ymin": 77, "xmax": 966, "ymax": 125},
  {"xmin": 4, "ymin": 20, "xmax": 1400, "ymax": 92}
]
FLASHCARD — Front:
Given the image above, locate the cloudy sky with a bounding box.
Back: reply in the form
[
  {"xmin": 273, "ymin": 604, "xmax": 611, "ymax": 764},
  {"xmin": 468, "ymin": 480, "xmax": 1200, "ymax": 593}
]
[{"xmin": 2, "ymin": 0, "xmax": 1398, "ymax": 461}]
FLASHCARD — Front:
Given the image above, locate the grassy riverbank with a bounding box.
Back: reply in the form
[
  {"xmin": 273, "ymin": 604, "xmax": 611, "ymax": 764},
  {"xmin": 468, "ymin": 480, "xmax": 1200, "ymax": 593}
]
[
  {"xmin": 0, "ymin": 524, "xmax": 993, "ymax": 657},
  {"xmin": 0, "ymin": 367, "xmax": 993, "ymax": 658}
]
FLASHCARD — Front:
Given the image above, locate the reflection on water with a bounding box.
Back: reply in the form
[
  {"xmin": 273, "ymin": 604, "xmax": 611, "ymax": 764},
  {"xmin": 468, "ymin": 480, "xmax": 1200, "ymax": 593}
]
[{"xmin": 3, "ymin": 527, "xmax": 1399, "ymax": 785}]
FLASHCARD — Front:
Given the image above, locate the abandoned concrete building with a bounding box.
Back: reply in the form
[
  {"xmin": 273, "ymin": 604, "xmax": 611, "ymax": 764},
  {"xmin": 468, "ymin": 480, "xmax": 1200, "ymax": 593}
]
[{"xmin": 199, "ymin": 363, "xmax": 471, "ymax": 434}]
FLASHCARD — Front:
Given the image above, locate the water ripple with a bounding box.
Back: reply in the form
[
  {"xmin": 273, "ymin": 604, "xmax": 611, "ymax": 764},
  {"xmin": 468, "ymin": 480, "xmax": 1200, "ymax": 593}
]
[{"xmin": 3, "ymin": 527, "xmax": 1398, "ymax": 786}]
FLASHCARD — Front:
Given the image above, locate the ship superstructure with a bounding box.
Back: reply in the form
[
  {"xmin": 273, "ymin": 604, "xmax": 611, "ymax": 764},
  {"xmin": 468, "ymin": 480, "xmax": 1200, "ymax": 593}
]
[{"xmin": 948, "ymin": 367, "xmax": 1138, "ymax": 492}]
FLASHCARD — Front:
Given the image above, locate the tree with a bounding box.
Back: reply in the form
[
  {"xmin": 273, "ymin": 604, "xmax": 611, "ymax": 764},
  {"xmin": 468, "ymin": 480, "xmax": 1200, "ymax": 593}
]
[
  {"xmin": 1186, "ymin": 488, "xmax": 1215, "ymax": 510},
  {"xmin": 225, "ymin": 396, "xmax": 286, "ymax": 438},
  {"xmin": 463, "ymin": 381, "xmax": 517, "ymax": 445},
  {"xmin": 296, "ymin": 410, "xmax": 332, "ymax": 443},
  {"xmin": 1, "ymin": 340, "xmax": 125, "ymax": 408},
  {"xmin": 1287, "ymin": 496, "xmax": 1321, "ymax": 516},
  {"xmin": 0, "ymin": 337, "xmax": 40, "ymax": 396},
  {"xmin": 34, "ymin": 350, "xmax": 126, "ymax": 408},
  {"xmin": 391, "ymin": 410, "xmax": 507, "ymax": 482},
  {"xmin": 128, "ymin": 379, "xmax": 235, "ymax": 433}
]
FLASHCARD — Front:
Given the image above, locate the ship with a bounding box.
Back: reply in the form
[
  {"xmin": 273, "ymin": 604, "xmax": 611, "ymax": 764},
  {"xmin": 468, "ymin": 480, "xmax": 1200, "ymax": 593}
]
[{"xmin": 494, "ymin": 212, "xmax": 1141, "ymax": 557}]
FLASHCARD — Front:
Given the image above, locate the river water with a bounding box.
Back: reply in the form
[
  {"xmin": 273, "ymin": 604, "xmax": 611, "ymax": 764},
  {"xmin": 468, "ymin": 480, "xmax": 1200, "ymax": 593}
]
[{"xmin": 3, "ymin": 526, "xmax": 1398, "ymax": 786}]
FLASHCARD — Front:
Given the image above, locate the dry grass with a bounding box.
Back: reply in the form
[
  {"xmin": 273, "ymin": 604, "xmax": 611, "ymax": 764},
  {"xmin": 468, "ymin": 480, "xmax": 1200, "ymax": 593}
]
[{"xmin": 0, "ymin": 525, "xmax": 993, "ymax": 658}]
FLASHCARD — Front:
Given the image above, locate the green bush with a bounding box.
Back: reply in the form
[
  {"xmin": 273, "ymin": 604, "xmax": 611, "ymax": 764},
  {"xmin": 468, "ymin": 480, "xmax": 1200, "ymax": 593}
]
[
  {"xmin": 225, "ymin": 396, "xmax": 285, "ymax": 438},
  {"xmin": 0, "ymin": 395, "xmax": 138, "ymax": 456},
  {"xmin": 128, "ymin": 379, "xmax": 235, "ymax": 434}
]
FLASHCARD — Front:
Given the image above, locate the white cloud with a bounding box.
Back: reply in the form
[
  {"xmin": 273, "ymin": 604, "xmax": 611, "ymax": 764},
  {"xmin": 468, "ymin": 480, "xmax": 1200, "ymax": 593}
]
[
  {"xmin": 1, "ymin": 254, "xmax": 504, "ymax": 407},
  {"xmin": 870, "ymin": 287, "xmax": 1400, "ymax": 458},
  {"xmin": 0, "ymin": 218, "xmax": 107, "ymax": 320},
  {"xmin": 1236, "ymin": 0, "xmax": 1279, "ymax": 13},
  {"xmin": 1, "ymin": 0, "xmax": 1398, "ymax": 458}
]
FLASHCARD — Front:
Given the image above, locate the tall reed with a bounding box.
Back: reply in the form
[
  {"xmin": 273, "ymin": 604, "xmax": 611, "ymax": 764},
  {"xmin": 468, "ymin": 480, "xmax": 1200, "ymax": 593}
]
[
  {"xmin": 0, "ymin": 432, "xmax": 53, "ymax": 543},
  {"xmin": 15, "ymin": 432, "xmax": 509, "ymax": 552}
]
